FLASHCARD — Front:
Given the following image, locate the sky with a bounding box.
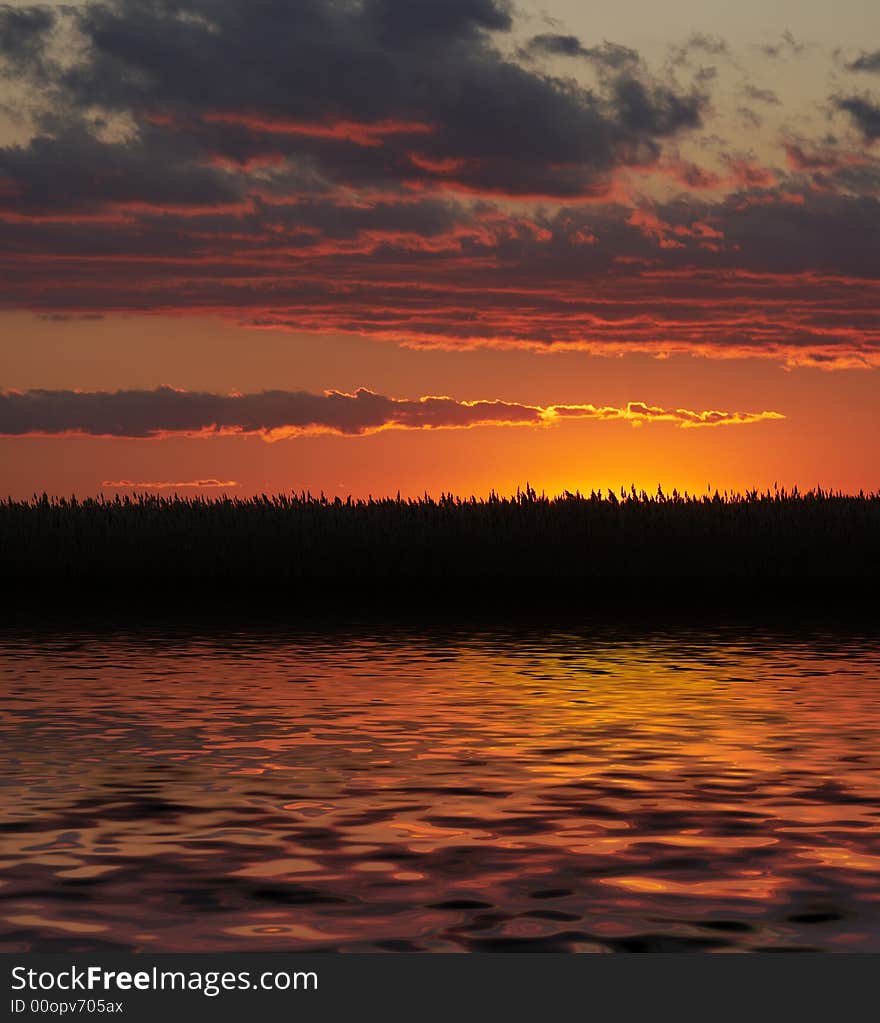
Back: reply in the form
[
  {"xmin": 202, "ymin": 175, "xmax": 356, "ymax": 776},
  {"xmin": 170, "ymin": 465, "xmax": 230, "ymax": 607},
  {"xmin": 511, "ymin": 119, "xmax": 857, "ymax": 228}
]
[{"xmin": 0, "ymin": 0, "xmax": 878, "ymax": 498}]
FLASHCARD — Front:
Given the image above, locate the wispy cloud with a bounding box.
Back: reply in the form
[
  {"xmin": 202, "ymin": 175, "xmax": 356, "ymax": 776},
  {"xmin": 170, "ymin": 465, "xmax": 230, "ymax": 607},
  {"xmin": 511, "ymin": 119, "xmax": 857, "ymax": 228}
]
[
  {"xmin": 548, "ymin": 402, "xmax": 785, "ymax": 428},
  {"xmin": 0, "ymin": 387, "xmax": 785, "ymax": 440},
  {"xmin": 102, "ymin": 479, "xmax": 240, "ymax": 489}
]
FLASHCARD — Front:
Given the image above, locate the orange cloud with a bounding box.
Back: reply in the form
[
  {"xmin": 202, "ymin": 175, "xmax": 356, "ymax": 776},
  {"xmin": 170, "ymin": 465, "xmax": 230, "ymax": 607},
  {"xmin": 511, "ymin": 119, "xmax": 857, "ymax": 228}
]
[{"xmin": 545, "ymin": 402, "xmax": 785, "ymax": 428}]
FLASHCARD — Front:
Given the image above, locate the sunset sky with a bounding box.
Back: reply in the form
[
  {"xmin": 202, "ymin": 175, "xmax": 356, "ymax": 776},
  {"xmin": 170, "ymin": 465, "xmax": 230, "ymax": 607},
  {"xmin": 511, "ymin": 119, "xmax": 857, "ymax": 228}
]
[{"xmin": 1, "ymin": 0, "xmax": 878, "ymax": 498}]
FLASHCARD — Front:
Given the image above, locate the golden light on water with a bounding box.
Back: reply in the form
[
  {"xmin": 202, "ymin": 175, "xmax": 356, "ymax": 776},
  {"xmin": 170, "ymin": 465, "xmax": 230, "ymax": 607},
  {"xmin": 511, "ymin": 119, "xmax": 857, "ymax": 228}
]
[{"xmin": 2, "ymin": 625, "xmax": 879, "ymax": 952}]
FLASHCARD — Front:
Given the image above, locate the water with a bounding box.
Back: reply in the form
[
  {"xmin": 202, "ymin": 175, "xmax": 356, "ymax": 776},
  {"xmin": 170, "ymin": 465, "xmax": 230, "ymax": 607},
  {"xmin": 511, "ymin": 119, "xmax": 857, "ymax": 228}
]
[{"xmin": 2, "ymin": 622, "xmax": 880, "ymax": 953}]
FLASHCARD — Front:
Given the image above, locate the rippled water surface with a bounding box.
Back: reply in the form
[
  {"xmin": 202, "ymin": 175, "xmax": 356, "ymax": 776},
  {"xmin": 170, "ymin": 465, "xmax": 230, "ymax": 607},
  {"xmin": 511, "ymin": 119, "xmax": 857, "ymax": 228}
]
[{"xmin": 2, "ymin": 622, "xmax": 880, "ymax": 952}]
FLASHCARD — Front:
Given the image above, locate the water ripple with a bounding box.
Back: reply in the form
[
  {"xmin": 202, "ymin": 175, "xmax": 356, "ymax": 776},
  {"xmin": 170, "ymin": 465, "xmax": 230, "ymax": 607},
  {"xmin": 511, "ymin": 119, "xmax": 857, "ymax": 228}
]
[{"xmin": 1, "ymin": 623, "xmax": 879, "ymax": 952}]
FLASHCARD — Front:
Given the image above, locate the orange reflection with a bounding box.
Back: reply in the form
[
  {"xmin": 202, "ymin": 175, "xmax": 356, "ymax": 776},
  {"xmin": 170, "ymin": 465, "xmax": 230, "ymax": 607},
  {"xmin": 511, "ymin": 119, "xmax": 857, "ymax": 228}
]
[{"xmin": 2, "ymin": 626, "xmax": 880, "ymax": 952}]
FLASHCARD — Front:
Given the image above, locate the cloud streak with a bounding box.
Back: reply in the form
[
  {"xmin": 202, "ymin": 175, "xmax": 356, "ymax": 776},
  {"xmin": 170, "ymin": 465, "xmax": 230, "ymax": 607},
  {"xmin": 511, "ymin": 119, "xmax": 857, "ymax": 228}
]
[
  {"xmin": 0, "ymin": 387, "xmax": 785, "ymax": 440},
  {"xmin": 102, "ymin": 479, "xmax": 240, "ymax": 488}
]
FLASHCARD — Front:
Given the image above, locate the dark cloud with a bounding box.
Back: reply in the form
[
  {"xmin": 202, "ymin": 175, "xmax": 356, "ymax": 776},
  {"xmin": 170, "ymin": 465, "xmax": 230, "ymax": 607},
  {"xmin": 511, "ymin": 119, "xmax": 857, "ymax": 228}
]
[
  {"xmin": 521, "ymin": 33, "xmax": 590, "ymax": 58},
  {"xmin": 682, "ymin": 33, "xmax": 728, "ymax": 57},
  {"xmin": 736, "ymin": 107, "xmax": 763, "ymax": 128},
  {"xmin": 0, "ymin": 386, "xmax": 546, "ymax": 438},
  {"xmin": 834, "ymin": 95, "xmax": 880, "ymax": 141},
  {"xmin": 610, "ymin": 76, "xmax": 701, "ymax": 136},
  {"xmin": 0, "ymin": 177, "xmax": 877, "ymax": 366},
  {"xmin": 0, "ymin": 123, "xmax": 240, "ymax": 215},
  {"xmin": 0, "ymin": 387, "xmax": 783, "ymax": 439},
  {"xmin": 519, "ymin": 34, "xmax": 639, "ymax": 69},
  {"xmin": 669, "ymin": 32, "xmax": 729, "ymax": 68},
  {"xmin": 367, "ymin": 0, "xmax": 513, "ymax": 40},
  {"xmin": 742, "ymin": 84, "xmax": 780, "ymax": 105},
  {"xmin": 760, "ymin": 31, "xmax": 804, "ymax": 59},
  {"xmin": 846, "ymin": 50, "xmax": 880, "ymax": 73},
  {"xmin": 0, "ymin": 0, "xmax": 705, "ymax": 204},
  {"xmin": 0, "ymin": 3, "xmax": 54, "ymax": 70},
  {"xmin": 0, "ymin": 1, "xmax": 875, "ymax": 368}
]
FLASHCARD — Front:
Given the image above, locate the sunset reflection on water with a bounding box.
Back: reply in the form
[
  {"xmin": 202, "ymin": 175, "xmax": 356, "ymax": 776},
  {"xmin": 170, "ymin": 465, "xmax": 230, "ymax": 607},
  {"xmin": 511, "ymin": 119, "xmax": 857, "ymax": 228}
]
[{"xmin": 2, "ymin": 623, "xmax": 879, "ymax": 952}]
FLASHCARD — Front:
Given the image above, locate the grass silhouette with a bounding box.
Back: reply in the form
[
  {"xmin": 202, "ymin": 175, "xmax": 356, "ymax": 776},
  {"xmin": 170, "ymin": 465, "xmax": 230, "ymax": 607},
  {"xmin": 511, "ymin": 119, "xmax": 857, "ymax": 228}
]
[{"xmin": 2, "ymin": 486, "xmax": 878, "ymax": 586}]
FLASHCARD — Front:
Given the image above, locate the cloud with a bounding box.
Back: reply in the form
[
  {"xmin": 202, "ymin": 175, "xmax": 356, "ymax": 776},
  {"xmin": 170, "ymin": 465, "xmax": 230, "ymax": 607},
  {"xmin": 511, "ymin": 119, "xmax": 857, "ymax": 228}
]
[
  {"xmin": 845, "ymin": 51, "xmax": 880, "ymax": 73},
  {"xmin": 103, "ymin": 479, "xmax": 240, "ymax": 488},
  {"xmin": 736, "ymin": 107, "xmax": 763, "ymax": 129},
  {"xmin": 546, "ymin": 402, "xmax": 784, "ymax": 428},
  {"xmin": 741, "ymin": 84, "xmax": 780, "ymax": 106},
  {"xmin": 834, "ymin": 95, "xmax": 880, "ymax": 141},
  {"xmin": 0, "ymin": 2, "xmax": 53, "ymax": 71},
  {"xmin": 681, "ymin": 33, "xmax": 728, "ymax": 57},
  {"xmin": 760, "ymin": 31, "xmax": 804, "ymax": 59},
  {"xmin": 520, "ymin": 33, "xmax": 591, "ymax": 58},
  {"xmin": 0, "ymin": 2, "xmax": 875, "ymax": 368},
  {"xmin": 0, "ymin": 387, "xmax": 784, "ymax": 440},
  {"xmin": 1, "ymin": 181, "xmax": 876, "ymax": 366},
  {"xmin": 0, "ymin": 125, "xmax": 241, "ymax": 217},
  {"xmin": 0, "ymin": 0, "xmax": 705, "ymax": 205},
  {"xmin": 519, "ymin": 34, "xmax": 639, "ymax": 69},
  {"xmin": 668, "ymin": 32, "xmax": 729, "ymax": 69}
]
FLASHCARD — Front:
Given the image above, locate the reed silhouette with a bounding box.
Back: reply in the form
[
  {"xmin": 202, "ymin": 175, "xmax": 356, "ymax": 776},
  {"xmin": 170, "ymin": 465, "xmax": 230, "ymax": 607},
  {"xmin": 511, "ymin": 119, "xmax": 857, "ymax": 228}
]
[{"xmin": 2, "ymin": 486, "xmax": 878, "ymax": 588}]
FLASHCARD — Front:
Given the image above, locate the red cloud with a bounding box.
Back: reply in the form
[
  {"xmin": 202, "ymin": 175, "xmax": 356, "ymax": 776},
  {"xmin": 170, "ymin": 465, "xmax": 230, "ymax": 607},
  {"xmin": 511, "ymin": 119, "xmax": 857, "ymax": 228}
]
[{"xmin": 201, "ymin": 113, "xmax": 434, "ymax": 147}]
